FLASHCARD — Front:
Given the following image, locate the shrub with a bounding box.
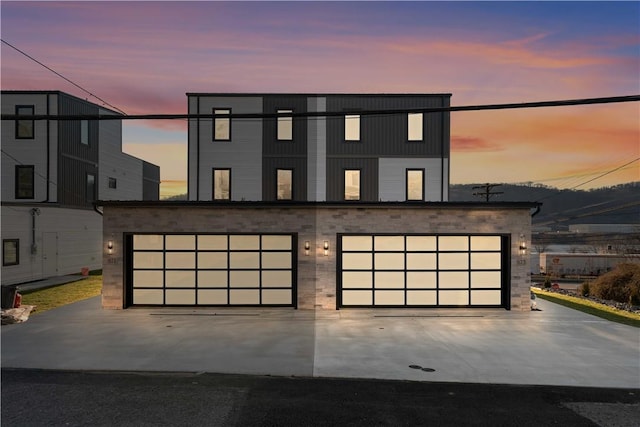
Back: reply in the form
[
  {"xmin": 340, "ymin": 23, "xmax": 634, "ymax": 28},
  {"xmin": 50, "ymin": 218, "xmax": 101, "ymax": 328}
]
[
  {"xmin": 578, "ymin": 281, "xmax": 590, "ymax": 297},
  {"xmin": 587, "ymin": 263, "xmax": 640, "ymax": 305},
  {"xmin": 543, "ymin": 276, "xmax": 552, "ymax": 288}
]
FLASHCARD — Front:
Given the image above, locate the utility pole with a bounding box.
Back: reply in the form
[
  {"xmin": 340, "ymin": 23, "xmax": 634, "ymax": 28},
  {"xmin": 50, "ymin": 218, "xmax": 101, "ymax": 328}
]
[{"xmin": 472, "ymin": 183, "xmax": 504, "ymax": 202}]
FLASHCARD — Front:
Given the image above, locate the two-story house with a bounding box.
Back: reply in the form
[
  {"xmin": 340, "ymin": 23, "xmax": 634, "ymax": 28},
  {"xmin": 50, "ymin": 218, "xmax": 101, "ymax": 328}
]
[
  {"xmin": 1, "ymin": 90, "xmax": 160, "ymax": 285},
  {"xmin": 187, "ymin": 93, "xmax": 450, "ymax": 202}
]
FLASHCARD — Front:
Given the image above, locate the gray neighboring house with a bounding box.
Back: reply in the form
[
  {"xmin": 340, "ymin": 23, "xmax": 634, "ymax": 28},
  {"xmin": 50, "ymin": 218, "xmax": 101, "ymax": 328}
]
[
  {"xmin": 1, "ymin": 90, "xmax": 160, "ymax": 286},
  {"xmin": 99, "ymin": 93, "xmax": 539, "ymax": 313}
]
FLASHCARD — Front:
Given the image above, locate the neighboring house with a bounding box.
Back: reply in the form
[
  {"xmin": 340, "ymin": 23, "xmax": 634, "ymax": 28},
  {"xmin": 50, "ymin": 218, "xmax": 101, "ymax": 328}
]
[
  {"xmin": 187, "ymin": 93, "xmax": 451, "ymax": 202},
  {"xmin": 1, "ymin": 90, "xmax": 160, "ymax": 286}
]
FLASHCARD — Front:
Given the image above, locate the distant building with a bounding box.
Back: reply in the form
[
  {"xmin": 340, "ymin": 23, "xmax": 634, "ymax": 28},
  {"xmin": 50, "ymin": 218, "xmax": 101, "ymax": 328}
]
[
  {"xmin": 1, "ymin": 90, "xmax": 160, "ymax": 285},
  {"xmin": 568, "ymin": 224, "xmax": 639, "ymax": 234},
  {"xmin": 187, "ymin": 93, "xmax": 451, "ymax": 202}
]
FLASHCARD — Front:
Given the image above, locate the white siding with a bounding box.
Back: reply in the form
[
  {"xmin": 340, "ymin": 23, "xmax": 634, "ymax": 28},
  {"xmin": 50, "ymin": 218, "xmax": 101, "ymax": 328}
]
[
  {"xmin": 1, "ymin": 206, "xmax": 102, "ymax": 285},
  {"xmin": 307, "ymin": 97, "xmax": 326, "ymax": 201},
  {"xmin": 378, "ymin": 157, "xmax": 448, "ymax": 201}
]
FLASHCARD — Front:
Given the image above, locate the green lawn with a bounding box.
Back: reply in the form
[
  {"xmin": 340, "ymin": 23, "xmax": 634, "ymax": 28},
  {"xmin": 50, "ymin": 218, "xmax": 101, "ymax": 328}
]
[
  {"xmin": 21, "ymin": 276, "xmax": 102, "ymax": 314},
  {"xmin": 532, "ymin": 288, "xmax": 640, "ymax": 328}
]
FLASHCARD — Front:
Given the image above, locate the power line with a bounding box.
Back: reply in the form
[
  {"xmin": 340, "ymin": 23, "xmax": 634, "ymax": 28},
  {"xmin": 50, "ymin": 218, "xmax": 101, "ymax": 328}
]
[
  {"xmin": 2, "ymin": 95, "xmax": 639, "ymax": 121},
  {"xmin": 472, "ymin": 183, "xmax": 504, "ymax": 202},
  {"xmin": 1, "ymin": 38, "xmax": 127, "ymax": 115}
]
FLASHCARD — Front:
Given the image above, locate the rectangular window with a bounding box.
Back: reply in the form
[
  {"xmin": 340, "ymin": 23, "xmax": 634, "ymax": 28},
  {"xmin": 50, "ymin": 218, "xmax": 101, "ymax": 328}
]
[
  {"xmin": 276, "ymin": 169, "xmax": 293, "ymax": 200},
  {"xmin": 406, "ymin": 169, "xmax": 424, "ymax": 201},
  {"xmin": 80, "ymin": 120, "xmax": 89, "ymax": 145},
  {"xmin": 345, "ymin": 114, "xmax": 360, "ymax": 141},
  {"xmin": 277, "ymin": 109, "xmax": 293, "ymax": 141},
  {"xmin": 108, "ymin": 177, "xmax": 117, "ymax": 189},
  {"xmin": 16, "ymin": 105, "xmax": 34, "ymax": 139},
  {"xmin": 86, "ymin": 173, "xmax": 96, "ymax": 202},
  {"xmin": 213, "ymin": 168, "xmax": 231, "ymax": 200},
  {"xmin": 213, "ymin": 109, "xmax": 231, "ymax": 141},
  {"xmin": 15, "ymin": 165, "xmax": 34, "ymax": 199},
  {"xmin": 3, "ymin": 239, "xmax": 19, "ymax": 266},
  {"xmin": 344, "ymin": 170, "xmax": 361, "ymax": 201},
  {"xmin": 408, "ymin": 113, "xmax": 423, "ymax": 141}
]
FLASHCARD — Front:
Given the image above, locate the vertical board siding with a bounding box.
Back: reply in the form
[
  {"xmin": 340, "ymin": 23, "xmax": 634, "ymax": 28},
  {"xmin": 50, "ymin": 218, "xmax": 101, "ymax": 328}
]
[
  {"xmin": 143, "ymin": 161, "xmax": 160, "ymax": 200},
  {"xmin": 262, "ymin": 95, "xmax": 308, "ymax": 156},
  {"xmin": 326, "ymin": 158, "xmax": 378, "ymax": 201},
  {"xmin": 262, "ymin": 157, "xmax": 308, "ymax": 201}
]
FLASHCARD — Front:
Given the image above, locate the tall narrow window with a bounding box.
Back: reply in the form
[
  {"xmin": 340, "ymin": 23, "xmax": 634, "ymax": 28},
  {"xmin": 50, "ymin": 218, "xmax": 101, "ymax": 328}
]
[
  {"xmin": 16, "ymin": 106, "xmax": 34, "ymax": 139},
  {"xmin": 15, "ymin": 165, "xmax": 34, "ymax": 199},
  {"xmin": 3, "ymin": 239, "xmax": 19, "ymax": 266},
  {"xmin": 276, "ymin": 169, "xmax": 293, "ymax": 200},
  {"xmin": 213, "ymin": 109, "xmax": 231, "ymax": 141},
  {"xmin": 406, "ymin": 169, "xmax": 424, "ymax": 201},
  {"xmin": 213, "ymin": 169, "xmax": 231, "ymax": 200},
  {"xmin": 277, "ymin": 109, "xmax": 293, "ymax": 141},
  {"xmin": 345, "ymin": 115, "xmax": 360, "ymax": 141},
  {"xmin": 80, "ymin": 120, "xmax": 89, "ymax": 145},
  {"xmin": 408, "ymin": 113, "xmax": 423, "ymax": 142},
  {"xmin": 86, "ymin": 173, "xmax": 96, "ymax": 202},
  {"xmin": 108, "ymin": 177, "xmax": 117, "ymax": 189},
  {"xmin": 344, "ymin": 170, "xmax": 360, "ymax": 201}
]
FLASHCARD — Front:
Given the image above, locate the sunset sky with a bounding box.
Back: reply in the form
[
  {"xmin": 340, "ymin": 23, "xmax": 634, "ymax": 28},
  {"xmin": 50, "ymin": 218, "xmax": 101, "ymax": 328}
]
[{"xmin": 2, "ymin": 1, "xmax": 638, "ymax": 198}]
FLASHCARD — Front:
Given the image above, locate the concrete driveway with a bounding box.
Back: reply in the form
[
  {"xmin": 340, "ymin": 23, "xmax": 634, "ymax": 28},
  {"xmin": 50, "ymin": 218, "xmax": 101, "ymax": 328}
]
[{"xmin": 1, "ymin": 297, "xmax": 638, "ymax": 388}]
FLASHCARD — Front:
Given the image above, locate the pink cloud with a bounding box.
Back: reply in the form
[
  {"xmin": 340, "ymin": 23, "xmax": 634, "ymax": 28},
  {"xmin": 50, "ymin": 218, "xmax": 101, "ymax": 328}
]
[{"xmin": 451, "ymin": 136, "xmax": 503, "ymax": 152}]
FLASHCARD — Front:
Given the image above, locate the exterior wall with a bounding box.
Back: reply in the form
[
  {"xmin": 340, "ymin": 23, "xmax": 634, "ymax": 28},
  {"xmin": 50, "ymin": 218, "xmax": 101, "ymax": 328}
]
[
  {"xmin": 102, "ymin": 204, "xmax": 532, "ymax": 312},
  {"xmin": 142, "ymin": 161, "xmax": 161, "ymax": 200},
  {"xmin": 539, "ymin": 253, "xmax": 639, "ymax": 276},
  {"xmin": 378, "ymin": 157, "xmax": 448, "ymax": 201},
  {"xmin": 326, "ymin": 158, "xmax": 378, "ymax": 201},
  {"xmin": 188, "ymin": 95, "xmax": 263, "ymax": 201},
  {"xmin": 307, "ymin": 97, "xmax": 327, "ymax": 201},
  {"xmin": 1, "ymin": 205, "xmax": 102, "ymax": 285}
]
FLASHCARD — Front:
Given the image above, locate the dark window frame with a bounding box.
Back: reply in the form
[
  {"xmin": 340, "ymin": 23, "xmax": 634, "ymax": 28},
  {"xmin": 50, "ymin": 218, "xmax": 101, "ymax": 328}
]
[
  {"xmin": 15, "ymin": 105, "xmax": 34, "ymax": 139},
  {"xmin": 343, "ymin": 168, "xmax": 361, "ymax": 201},
  {"xmin": 276, "ymin": 109, "xmax": 294, "ymax": 142},
  {"xmin": 86, "ymin": 172, "xmax": 96, "ymax": 203},
  {"xmin": 407, "ymin": 112, "xmax": 424, "ymax": 143},
  {"xmin": 212, "ymin": 108, "xmax": 231, "ymax": 142},
  {"xmin": 2, "ymin": 239, "xmax": 19, "ymax": 266},
  {"xmin": 15, "ymin": 165, "xmax": 35, "ymax": 199},
  {"xmin": 276, "ymin": 168, "xmax": 294, "ymax": 201},
  {"xmin": 108, "ymin": 177, "xmax": 117, "ymax": 189},
  {"xmin": 212, "ymin": 168, "xmax": 231, "ymax": 200},
  {"xmin": 344, "ymin": 112, "xmax": 361, "ymax": 143},
  {"xmin": 80, "ymin": 120, "xmax": 89, "ymax": 145},
  {"xmin": 406, "ymin": 168, "xmax": 425, "ymax": 201}
]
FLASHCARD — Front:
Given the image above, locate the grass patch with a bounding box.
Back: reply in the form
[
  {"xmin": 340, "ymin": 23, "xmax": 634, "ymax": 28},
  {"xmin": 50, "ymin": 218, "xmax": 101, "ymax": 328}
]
[
  {"xmin": 532, "ymin": 288, "xmax": 640, "ymax": 328},
  {"xmin": 21, "ymin": 276, "xmax": 102, "ymax": 314}
]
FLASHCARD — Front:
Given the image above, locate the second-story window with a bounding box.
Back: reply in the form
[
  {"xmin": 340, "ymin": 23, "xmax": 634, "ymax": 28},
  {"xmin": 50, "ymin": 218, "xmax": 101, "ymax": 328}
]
[
  {"xmin": 80, "ymin": 120, "xmax": 89, "ymax": 145},
  {"xmin": 108, "ymin": 177, "xmax": 117, "ymax": 189},
  {"xmin": 277, "ymin": 109, "xmax": 293, "ymax": 141},
  {"xmin": 86, "ymin": 173, "xmax": 96, "ymax": 203},
  {"xmin": 16, "ymin": 106, "xmax": 34, "ymax": 139},
  {"xmin": 213, "ymin": 109, "xmax": 231, "ymax": 141},
  {"xmin": 344, "ymin": 169, "xmax": 361, "ymax": 200},
  {"xmin": 213, "ymin": 168, "xmax": 231, "ymax": 200},
  {"xmin": 345, "ymin": 114, "xmax": 360, "ymax": 142},
  {"xmin": 15, "ymin": 165, "xmax": 34, "ymax": 199},
  {"xmin": 408, "ymin": 113, "xmax": 423, "ymax": 142},
  {"xmin": 276, "ymin": 169, "xmax": 293, "ymax": 200}
]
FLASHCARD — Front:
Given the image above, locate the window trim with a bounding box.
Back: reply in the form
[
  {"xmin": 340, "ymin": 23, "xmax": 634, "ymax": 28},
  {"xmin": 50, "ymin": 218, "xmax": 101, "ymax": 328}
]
[
  {"xmin": 407, "ymin": 112, "xmax": 424, "ymax": 142},
  {"xmin": 276, "ymin": 168, "xmax": 294, "ymax": 201},
  {"xmin": 212, "ymin": 168, "xmax": 231, "ymax": 200},
  {"xmin": 3, "ymin": 239, "xmax": 19, "ymax": 267},
  {"xmin": 343, "ymin": 169, "xmax": 361, "ymax": 201},
  {"xmin": 86, "ymin": 172, "xmax": 96, "ymax": 203},
  {"xmin": 276, "ymin": 109, "xmax": 293, "ymax": 141},
  {"xmin": 80, "ymin": 120, "xmax": 89, "ymax": 145},
  {"xmin": 212, "ymin": 108, "xmax": 231, "ymax": 141},
  {"xmin": 406, "ymin": 168, "xmax": 425, "ymax": 201},
  {"xmin": 344, "ymin": 114, "xmax": 361, "ymax": 142},
  {"xmin": 15, "ymin": 165, "xmax": 35, "ymax": 199},
  {"xmin": 15, "ymin": 105, "xmax": 34, "ymax": 139}
]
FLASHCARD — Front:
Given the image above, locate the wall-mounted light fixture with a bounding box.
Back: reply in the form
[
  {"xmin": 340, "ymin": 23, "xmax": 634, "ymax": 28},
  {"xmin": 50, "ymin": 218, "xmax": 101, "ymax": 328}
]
[
  {"xmin": 107, "ymin": 240, "xmax": 114, "ymax": 255},
  {"xmin": 323, "ymin": 240, "xmax": 329, "ymax": 256},
  {"xmin": 304, "ymin": 241, "xmax": 310, "ymax": 256},
  {"xmin": 518, "ymin": 234, "xmax": 527, "ymax": 256}
]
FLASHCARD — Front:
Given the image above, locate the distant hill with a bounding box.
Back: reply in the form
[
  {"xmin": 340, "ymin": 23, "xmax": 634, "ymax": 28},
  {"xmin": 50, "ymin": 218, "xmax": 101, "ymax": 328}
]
[{"xmin": 450, "ymin": 182, "xmax": 639, "ymax": 228}]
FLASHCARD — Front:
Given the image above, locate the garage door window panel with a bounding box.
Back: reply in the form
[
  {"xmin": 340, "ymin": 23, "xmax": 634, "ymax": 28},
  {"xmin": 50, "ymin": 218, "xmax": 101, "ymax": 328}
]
[
  {"xmin": 374, "ymin": 272, "xmax": 405, "ymax": 289},
  {"xmin": 134, "ymin": 290, "xmax": 163, "ymax": 305},
  {"xmin": 134, "ymin": 252, "xmax": 164, "ymax": 269},
  {"xmin": 229, "ymin": 271, "xmax": 260, "ymax": 288},
  {"xmin": 375, "ymin": 291, "xmax": 405, "ymax": 305},
  {"xmin": 198, "ymin": 289, "xmax": 228, "ymax": 304},
  {"xmin": 165, "ymin": 271, "xmax": 196, "ymax": 288},
  {"xmin": 165, "ymin": 252, "xmax": 195, "ymax": 269},
  {"xmin": 133, "ymin": 271, "xmax": 164, "ymax": 288},
  {"xmin": 198, "ymin": 252, "xmax": 228, "ymax": 269},
  {"xmin": 374, "ymin": 253, "xmax": 404, "ymax": 270},
  {"xmin": 438, "ymin": 253, "xmax": 469, "ymax": 270},
  {"xmin": 230, "ymin": 252, "xmax": 260, "ymax": 269},
  {"xmin": 197, "ymin": 270, "xmax": 228, "ymax": 288},
  {"xmin": 262, "ymin": 270, "xmax": 292, "ymax": 287},
  {"xmin": 406, "ymin": 253, "xmax": 437, "ymax": 270},
  {"xmin": 166, "ymin": 290, "xmax": 196, "ymax": 305}
]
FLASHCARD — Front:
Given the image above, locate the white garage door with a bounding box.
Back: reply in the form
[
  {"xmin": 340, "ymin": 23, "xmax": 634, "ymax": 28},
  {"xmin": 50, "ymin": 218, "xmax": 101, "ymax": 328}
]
[
  {"xmin": 128, "ymin": 234, "xmax": 296, "ymax": 307},
  {"xmin": 338, "ymin": 234, "xmax": 508, "ymax": 308}
]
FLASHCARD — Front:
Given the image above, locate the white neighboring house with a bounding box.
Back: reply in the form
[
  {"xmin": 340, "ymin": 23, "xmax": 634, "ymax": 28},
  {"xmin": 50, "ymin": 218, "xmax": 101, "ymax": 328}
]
[{"xmin": 1, "ymin": 90, "xmax": 160, "ymax": 286}]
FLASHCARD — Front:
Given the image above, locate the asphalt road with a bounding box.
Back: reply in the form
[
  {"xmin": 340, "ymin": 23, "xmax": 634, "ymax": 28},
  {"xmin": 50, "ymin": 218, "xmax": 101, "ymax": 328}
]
[{"xmin": 2, "ymin": 369, "xmax": 638, "ymax": 426}]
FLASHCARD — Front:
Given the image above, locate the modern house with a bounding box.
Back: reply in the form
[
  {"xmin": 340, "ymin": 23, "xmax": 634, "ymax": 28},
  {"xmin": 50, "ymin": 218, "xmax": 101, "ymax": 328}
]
[
  {"xmin": 187, "ymin": 93, "xmax": 451, "ymax": 202},
  {"xmin": 1, "ymin": 90, "xmax": 160, "ymax": 285},
  {"xmin": 98, "ymin": 93, "xmax": 539, "ymax": 312}
]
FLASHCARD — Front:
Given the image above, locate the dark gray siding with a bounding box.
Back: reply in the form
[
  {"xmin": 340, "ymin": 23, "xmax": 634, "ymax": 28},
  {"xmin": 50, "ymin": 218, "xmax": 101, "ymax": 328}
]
[
  {"xmin": 142, "ymin": 161, "xmax": 160, "ymax": 200},
  {"xmin": 262, "ymin": 95, "xmax": 308, "ymax": 156},
  {"xmin": 326, "ymin": 95, "xmax": 450, "ymax": 157},
  {"xmin": 326, "ymin": 158, "xmax": 378, "ymax": 202},
  {"xmin": 59, "ymin": 156, "xmax": 97, "ymax": 207},
  {"xmin": 262, "ymin": 157, "xmax": 307, "ymax": 201}
]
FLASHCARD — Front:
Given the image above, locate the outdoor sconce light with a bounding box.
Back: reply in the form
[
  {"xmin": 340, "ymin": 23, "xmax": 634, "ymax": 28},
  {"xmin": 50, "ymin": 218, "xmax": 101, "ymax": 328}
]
[
  {"xmin": 323, "ymin": 240, "xmax": 329, "ymax": 256},
  {"xmin": 304, "ymin": 241, "xmax": 310, "ymax": 256},
  {"xmin": 107, "ymin": 240, "xmax": 114, "ymax": 255},
  {"xmin": 519, "ymin": 234, "xmax": 527, "ymax": 256}
]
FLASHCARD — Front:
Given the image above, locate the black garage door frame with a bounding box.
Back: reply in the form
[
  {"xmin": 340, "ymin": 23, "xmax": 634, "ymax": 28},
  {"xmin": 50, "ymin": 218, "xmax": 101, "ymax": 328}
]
[
  {"xmin": 124, "ymin": 232, "xmax": 298, "ymax": 308},
  {"xmin": 336, "ymin": 233, "xmax": 511, "ymax": 310}
]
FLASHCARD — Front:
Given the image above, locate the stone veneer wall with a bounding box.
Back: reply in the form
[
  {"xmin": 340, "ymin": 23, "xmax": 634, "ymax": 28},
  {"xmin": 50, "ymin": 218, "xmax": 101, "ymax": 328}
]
[{"xmin": 102, "ymin": 205, "xmax": 532, "ymax": 311}]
